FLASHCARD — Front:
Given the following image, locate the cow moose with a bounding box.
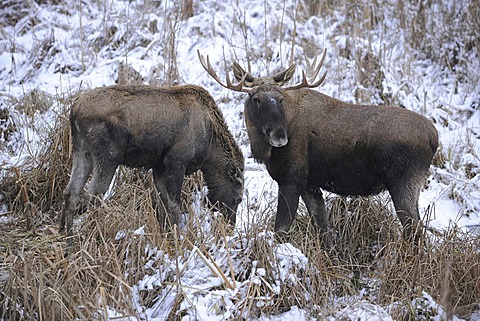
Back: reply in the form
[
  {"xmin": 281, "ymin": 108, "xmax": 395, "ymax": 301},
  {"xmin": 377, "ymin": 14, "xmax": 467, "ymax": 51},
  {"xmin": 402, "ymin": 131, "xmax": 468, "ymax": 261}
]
[
  {"xmin": 198, "ymin": 49, "xmax": 438, "ymax": 242},
  {"xmin": 61, "ymin": 84, "xmax": 244, "ymax": 239}
]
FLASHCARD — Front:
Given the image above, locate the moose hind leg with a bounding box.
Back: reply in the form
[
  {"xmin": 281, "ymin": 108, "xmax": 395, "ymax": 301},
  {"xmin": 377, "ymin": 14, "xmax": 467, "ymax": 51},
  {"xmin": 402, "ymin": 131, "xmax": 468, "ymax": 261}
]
[
  {"xmin": 62, "ymin": 150, "xmax": 93, "ymax": 236},
  {"xmin": 389, "ymin": 180, "xmax": 422, "ymax": 241},
  {"xmin": 87, "ymin": 158, "xmax": 118, "ymax": 206}
]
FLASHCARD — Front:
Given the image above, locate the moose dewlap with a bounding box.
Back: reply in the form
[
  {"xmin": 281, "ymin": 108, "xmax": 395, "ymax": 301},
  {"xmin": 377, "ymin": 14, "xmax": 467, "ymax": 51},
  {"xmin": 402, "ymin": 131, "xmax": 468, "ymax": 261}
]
[
  {"xmin": 60, "ymin": 84, "xmax": 244, "ymax": 239},
  {"xmin": 199, "ymin": 49, "xmax": 438, "ymax": 241}
]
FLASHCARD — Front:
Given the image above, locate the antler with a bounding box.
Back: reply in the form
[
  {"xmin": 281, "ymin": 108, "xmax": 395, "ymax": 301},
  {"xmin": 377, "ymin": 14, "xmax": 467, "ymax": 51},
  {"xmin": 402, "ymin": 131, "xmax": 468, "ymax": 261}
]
[
  {"xmin": 283, "ymin": 48, "xmax": 327, "ymax": 91},
  {"xmin": 197, "ymin": 50, "xmax": 251, "ymax": 93}
]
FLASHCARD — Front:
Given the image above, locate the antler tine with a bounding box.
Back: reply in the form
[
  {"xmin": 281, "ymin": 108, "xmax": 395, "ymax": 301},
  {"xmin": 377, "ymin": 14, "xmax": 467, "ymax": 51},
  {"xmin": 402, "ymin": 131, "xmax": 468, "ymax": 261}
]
[
  {"xmin": 283, "ymin": 70, "xmax": 326, "ymax": 91},
  {"xmin": 284, "ymin": 48, "xmax": 327, "ymax": 91},
  {"xmin": 304, "ymin": 53, "xmax": 317, "ymax": 81},
  {"xmin": 197, "ymin": 49, "xmax": 250, "ymax": 93},
  {"xmin": 197, "ymin": 50, "xmax": 225, "ymax": 87},
  {"xmin": 225, "ymin": 67, "xmax": 249, "ymax": 92},
  {"xmin": 308, "ymin": 48, "xmax": 327, "ymax": 82}
]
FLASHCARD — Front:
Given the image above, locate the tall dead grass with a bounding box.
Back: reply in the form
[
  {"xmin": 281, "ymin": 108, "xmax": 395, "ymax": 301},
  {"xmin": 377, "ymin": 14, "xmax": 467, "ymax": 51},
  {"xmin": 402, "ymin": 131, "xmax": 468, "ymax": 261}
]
[{"xmin": 0, "ymin": 90, "xmax": 71, "ymax": 234}]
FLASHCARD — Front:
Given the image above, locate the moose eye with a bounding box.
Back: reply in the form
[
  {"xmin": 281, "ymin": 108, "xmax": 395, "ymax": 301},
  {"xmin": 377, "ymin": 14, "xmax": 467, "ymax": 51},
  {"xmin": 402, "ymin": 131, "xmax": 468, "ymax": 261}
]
[{"xmin": 252, "ymin": 97, "xmax": 261, "ymax": 108}]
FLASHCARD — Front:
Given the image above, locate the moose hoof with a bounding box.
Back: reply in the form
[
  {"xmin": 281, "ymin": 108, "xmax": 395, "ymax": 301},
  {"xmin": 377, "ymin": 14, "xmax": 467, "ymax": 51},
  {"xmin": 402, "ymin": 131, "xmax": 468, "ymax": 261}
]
[{"xmin": 322, "ymin": 227, "xmax": 340, "ymax": 252}]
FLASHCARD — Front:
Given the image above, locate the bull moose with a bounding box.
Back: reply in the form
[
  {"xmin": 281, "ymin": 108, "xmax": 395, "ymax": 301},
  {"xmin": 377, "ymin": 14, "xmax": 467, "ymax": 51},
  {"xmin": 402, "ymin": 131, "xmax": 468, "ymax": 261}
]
[
  {"xmin": 198, "ymin": 49, "xmax": 438, "ymax": 241},
  {"xmin": 61, "ymin": 84, "xmax": 244, "ymax": 238}
]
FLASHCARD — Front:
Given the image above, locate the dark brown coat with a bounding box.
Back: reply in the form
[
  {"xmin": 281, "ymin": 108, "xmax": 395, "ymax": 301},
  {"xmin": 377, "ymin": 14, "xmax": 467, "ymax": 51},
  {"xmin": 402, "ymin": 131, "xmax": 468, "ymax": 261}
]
[
  {"xmin": 61, "ymin": 84, "xmax": 244, "ymax": 238},
  {"xmin": 243, "ymin": 84, "xmax": 438, "ymax": 239},
  {"xmin": 198, "ymin": 50, "xmax": 438, "ymax": 241}
]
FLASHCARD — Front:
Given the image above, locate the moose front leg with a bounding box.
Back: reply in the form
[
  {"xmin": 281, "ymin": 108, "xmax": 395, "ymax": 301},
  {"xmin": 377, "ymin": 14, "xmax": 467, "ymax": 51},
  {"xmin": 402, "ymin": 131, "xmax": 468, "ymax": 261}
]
[
  {"xmin": 153, "ymin": 163, "xmax": 186, "ymax": 228},
  {"xmin": 275, "ymin": 184, "xmax": 301, "ymax": 238},
  {"xmin": 301, "ymin": 189, "xmax": 329, "ymax": 232},
  {"xmin": 301, "ymin": 189, "xmax": 338, "ymax": 249}
]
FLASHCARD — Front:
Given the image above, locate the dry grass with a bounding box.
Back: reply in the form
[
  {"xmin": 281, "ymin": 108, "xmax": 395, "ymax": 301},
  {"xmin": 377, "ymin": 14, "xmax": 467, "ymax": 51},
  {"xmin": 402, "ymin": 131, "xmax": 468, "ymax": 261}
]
[
  {"xmin": 374, "ymin": 228, "xmax": 480, "ymax": 319},
  {"xmin": 0, "ymin": 94, "xmax": 71, "ymax": 231}
]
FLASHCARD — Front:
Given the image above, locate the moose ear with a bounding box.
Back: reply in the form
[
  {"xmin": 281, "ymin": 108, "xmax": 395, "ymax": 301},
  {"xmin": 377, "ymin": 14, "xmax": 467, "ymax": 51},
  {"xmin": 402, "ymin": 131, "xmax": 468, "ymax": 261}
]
[
  {"xmin": 272, "ymin": 64, "xmax": 296, "ymax": 86},
  {"xmin": 232, "ymin": 62, "xmax": 256, "ymax": 87},
  {"xmin": 235, "ymin": 166, "xmax": 243, "ymax": 183},
  {"xmin": 228, "ymin": 166, "xmax": 244, "ymax": 184}
]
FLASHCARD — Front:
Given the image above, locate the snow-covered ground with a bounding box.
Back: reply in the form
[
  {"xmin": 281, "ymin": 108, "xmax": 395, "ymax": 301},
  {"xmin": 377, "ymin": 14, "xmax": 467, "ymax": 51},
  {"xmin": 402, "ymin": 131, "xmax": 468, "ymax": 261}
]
[{"xmin": 1, "ymin": 0, "xmax": 479, "ymax": 319}]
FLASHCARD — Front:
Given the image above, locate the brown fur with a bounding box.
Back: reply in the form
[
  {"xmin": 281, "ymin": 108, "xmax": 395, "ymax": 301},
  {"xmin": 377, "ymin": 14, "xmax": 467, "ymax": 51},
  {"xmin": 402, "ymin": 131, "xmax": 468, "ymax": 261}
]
[
  {"xmin": 60, "ymin": 84, "xmax": 244, "ymax": 240},
  {"xmin": 234, "ymin": 70, "xmax": 438, "ymax": 242}
]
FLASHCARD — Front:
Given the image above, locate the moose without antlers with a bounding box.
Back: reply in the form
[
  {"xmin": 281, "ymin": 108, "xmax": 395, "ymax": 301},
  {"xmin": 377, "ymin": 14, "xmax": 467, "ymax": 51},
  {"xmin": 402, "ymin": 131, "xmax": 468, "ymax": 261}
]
[
  {"xmin": 61, "ymin": 84, "xmax": 244, "ymax": 238},
  {"xmin": 198, "ymin": 49, "xmax": 438, "ymax": 241}
]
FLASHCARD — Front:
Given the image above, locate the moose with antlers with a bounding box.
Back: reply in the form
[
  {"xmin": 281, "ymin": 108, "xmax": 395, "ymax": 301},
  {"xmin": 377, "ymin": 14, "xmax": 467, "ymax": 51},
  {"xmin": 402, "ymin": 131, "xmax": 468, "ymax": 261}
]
[{"xmin": 198, "ymin": 49, "xmax": 438, "ymax": 243}]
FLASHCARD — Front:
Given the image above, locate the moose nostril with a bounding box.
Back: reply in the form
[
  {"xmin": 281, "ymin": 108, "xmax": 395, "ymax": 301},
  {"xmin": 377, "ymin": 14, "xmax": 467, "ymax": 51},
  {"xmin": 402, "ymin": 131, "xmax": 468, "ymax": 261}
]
[
  {"xmin": 272, "ymin": 129, "xmax": 287, "ymax": 141},
  {"xmin": 275, "ymin": 130, "xmax": 286, "ymax": 139}
]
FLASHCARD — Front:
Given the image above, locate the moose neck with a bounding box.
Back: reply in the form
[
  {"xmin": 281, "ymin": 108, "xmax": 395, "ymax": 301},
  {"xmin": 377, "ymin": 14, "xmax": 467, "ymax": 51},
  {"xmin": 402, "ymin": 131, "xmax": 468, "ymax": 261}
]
[
  {"xmin": 201, "ymin": 110, "xmax": 243, "ymax": 194},
  {"xmin": 244, "ymin": 111, "xmax": 273, "ymax": 163},
  {"xmin": 203, "ymin": 139, "xmax": 227, "ymax": 187}
]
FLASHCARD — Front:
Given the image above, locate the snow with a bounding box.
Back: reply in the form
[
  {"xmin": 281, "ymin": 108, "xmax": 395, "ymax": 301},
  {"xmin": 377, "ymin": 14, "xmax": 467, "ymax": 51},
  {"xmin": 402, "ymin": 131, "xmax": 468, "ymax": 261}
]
[{"xmin": 1, "ymin": 0, "xmax": 479, "ymax": 320}]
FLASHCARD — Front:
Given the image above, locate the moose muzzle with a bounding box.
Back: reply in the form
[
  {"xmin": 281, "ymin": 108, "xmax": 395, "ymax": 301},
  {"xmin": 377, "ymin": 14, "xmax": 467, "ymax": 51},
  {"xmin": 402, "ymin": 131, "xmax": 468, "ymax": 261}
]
[{"xmin": 266, "ymin": 127, "xmax": 288, "ymax": 147}]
